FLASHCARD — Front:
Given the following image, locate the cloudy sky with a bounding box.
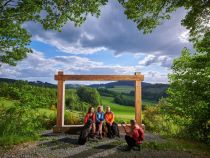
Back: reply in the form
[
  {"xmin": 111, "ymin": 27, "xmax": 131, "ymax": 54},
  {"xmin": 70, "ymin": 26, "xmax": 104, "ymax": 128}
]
[{"xmin": 0, "ymin": 0, "xmax": 193, "ymax": 84}]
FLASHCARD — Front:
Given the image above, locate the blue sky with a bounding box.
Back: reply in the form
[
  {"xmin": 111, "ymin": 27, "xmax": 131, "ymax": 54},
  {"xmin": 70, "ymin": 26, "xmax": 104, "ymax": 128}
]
[{"xmin": 0, "ymin": 1, "xmax": 193, "ymax": 84}]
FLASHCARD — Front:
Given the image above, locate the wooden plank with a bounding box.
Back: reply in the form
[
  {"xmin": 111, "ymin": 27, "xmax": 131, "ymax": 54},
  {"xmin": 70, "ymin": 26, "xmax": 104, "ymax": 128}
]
[
  {"xmin": 135, "ymin": 80, "xmax": 142, "ymax": 125},
  {"xmin": 55, "ymin": 74, "xmax": 144, "ymax": 81},
  {"xmin": 56, "ymin": 79, "xmax": 65, "ymax": 128}
]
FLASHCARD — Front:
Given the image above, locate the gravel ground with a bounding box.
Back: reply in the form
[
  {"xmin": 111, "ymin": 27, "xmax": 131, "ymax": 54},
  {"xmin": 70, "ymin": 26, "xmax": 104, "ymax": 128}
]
[{"xmin": 0, "ymin": 131, "xmax": 208, "ymax": 158}]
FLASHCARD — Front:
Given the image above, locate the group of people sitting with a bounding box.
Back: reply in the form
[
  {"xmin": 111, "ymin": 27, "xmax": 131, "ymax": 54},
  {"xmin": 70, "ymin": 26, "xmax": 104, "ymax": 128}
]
[
  {"xmin": 84, "ymin": 106, "xmax": 118, "ymax": 139},
  {"xmin": 81, "ymin": 105, "xmax": 145, "ymax": 151}
]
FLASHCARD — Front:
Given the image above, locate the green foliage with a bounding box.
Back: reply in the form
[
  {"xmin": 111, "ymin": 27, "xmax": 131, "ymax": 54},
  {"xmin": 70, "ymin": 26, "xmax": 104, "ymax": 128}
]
[
  {"xmin": 114, "ymin": 94, "xmax": 134, "ymax": 106},
  {"xmin": 65, "ymin": 90, "xmax": 88, "ymax": 112},
  {"xmin": 64, "ymin": 110, "xmax": 83, "ymax": 125},
  {"xmin": 143, "ymin": 99, "xmax": 181, "ymax": 137},
  {"xmin": 0, "ymin": 81, "xmax": 57, "ymax": 108},
  {"xmin": 0, "ymin": 0, "xmax": 108, "ymax": 65},
  {"xmin": 166, "ymin": 48, "xmax": 210, "ymax": 142},
  {"xmin": 119, "ymin": 0, "xmax": 210, "ymax": 45},
  {"xmin": 77, "ymin": 86, "xmax": 101, "ymax": 107},
  {"xmin": 0, "ymin": 104, "xmax": 42, "ymax": 146}
]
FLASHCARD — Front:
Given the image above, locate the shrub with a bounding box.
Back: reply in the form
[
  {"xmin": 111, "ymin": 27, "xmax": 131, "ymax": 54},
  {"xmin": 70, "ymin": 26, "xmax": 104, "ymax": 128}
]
[
  {"xmin": 77, "ymin": 86, "xmax": 101, "ymax": 107},
  {"xmin": 143, "ymin": 99, "xmax": 181, "ymax": 137},
  {"xmin": 0, "ymin": 104, "xmax": 43, "ymax": 146},
  {"xmin": 114, "ymin": 94, "xmax": 134, "ymax": 106},
  {"xmin": 64, "ymin": 110, "xmax": 83, "ymax": 125}
]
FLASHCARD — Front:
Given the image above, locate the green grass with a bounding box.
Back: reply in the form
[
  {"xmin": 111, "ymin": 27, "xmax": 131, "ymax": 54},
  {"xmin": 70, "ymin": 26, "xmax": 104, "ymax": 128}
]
[
  {"xmin": 0, "ymin": 97, "xmax": 18, "ymax": 108},
  {"xmin": 101, "ymin": 96, "xmax": 135, "ymax": 122},
  {"xmin": 107, "ymin": 86, "xmax": 134, "ymax": 94}
]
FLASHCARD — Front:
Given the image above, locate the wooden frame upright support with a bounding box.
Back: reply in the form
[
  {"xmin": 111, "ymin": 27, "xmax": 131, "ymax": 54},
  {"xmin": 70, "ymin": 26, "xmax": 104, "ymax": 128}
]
[
  {"xmin": 135, "ymin": 72, "xmax": 142, "ymax": 125},
  {"xmin": 55, "ymin": 71, "xmax": 65, "ymax": 132}
]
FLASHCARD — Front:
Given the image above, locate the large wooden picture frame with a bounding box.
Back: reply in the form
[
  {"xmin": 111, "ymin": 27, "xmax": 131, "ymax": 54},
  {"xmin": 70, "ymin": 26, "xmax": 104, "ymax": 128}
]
[{"xmin": 53, "ymin": 71, "xmax": 144, "ymax": 133}]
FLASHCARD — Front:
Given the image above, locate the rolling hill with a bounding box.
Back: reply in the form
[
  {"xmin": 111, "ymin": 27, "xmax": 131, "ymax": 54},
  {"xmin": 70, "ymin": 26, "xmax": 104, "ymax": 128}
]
[{"xmin": 0, "ymin": 78, "xmax": 169, "ymax": 102}]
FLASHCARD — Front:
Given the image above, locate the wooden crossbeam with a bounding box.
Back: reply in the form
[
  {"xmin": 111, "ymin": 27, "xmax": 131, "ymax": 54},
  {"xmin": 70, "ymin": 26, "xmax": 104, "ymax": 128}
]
[{"xmin": 55, "ymin": 74, "xmax": 144, "ymax": 81}]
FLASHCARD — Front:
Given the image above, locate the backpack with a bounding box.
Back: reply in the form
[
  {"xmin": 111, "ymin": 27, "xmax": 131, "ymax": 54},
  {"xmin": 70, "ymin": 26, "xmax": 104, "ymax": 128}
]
[
  {"xmin": 112, "ymin": 122, "xmax": 120, "ymax": 137},
  {"xmin": 78, "ymin": 119, "xmax": 92, "ymax": 145}
]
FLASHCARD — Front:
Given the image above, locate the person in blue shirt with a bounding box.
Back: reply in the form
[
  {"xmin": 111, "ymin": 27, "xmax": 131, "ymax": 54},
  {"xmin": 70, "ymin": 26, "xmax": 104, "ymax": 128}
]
[{"xmin": 96, "ymin": 106, "xmax": 104, "ymax": 139}]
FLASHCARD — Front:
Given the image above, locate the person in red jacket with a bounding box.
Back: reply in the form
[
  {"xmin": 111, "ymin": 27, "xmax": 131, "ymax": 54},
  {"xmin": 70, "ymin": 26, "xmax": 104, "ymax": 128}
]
[
  {"xmin": 123, "ymin": 120, "xmax": 144, "ymax": 151},
  {"xmin": 84, "ymin": 106, "xmax": 96, "ymax": 137}
]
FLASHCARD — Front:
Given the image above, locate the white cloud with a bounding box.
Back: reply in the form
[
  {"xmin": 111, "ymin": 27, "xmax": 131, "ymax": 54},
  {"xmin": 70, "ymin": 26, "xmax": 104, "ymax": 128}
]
[
  {"xmin": 178, "ymin": 30, "xmax": 190, "ymax": 43},
  {"xmin": 143, "ymin": 71, "xmax": 169, "ymax": 83},
  {"xmin": 139, "ymin": 54, "xmax": 173, "ymax": 68},
  {"xmin": 0, "ymin": 50, "xmax": 170, "ymax": 83},
  {"xmin": 33, "ymin": 34, "xmax": 106, "ymax": 55}
]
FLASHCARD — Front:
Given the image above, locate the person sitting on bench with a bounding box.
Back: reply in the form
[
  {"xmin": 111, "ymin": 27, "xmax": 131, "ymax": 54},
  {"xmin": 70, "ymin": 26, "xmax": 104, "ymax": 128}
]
[
  {"xmin": 123, "ymin": 120, "xmax": 144, "ymax": 151},
  {"xmin": 105, "ymin": 106, "xmax": 117, "ymax": 138},
  {"xmin": 84, "ymin": 106, "xmax": 96, "ymax": 138},
  {"xmin": 96, "ymin": 106, "xmax": 104, "ymax": 139}
]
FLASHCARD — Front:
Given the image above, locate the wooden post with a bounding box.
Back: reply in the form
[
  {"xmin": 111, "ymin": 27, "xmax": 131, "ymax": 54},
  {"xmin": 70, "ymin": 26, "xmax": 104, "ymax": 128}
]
[
  {"xmin": 135, "ymin": 72, "xmax": 142, "ymax": 125},
  {"xmin": 56, "ymin": 71, "xmax": 65, "ymax": 129}
]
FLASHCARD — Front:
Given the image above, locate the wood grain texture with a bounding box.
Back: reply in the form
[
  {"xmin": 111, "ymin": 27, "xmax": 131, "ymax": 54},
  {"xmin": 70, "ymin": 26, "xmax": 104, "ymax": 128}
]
[
  {"xmin": 56, "ymin": 80, "xmax": 65, "ymax": 127},
  {"xmin": 55, "ymin": 74, "xmax": 144, "ymax": 81},
  {"xmin": 135, "ymin": 80, "xmax": 142, "ymax": 125}
]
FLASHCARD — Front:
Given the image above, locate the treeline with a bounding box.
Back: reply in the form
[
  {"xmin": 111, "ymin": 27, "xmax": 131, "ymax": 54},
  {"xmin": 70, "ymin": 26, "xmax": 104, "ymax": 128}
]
[
  {"xmin": 0, "ymin": 81, "xmax": 57, "ymax": 108},
  {"xmin": 65, "ymin": 86, "xmax": 101, "ymax": 112},
  {"xmin": 0, "ymin": 81, "xmax": 102, "ymax": 109}
]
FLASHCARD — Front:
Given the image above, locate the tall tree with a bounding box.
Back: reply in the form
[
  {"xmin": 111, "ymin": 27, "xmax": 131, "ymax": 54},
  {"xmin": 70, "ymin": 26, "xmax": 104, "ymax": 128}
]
[{"xmin": 166, "ymin": 45, "xmax": 210, "ymax": 142}]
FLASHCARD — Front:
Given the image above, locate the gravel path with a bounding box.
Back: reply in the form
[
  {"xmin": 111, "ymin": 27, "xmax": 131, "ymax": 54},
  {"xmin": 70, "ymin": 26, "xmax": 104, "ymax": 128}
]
[{"xmin": 0, "ymin": 131, "xmax": 208, "ymax": 158}]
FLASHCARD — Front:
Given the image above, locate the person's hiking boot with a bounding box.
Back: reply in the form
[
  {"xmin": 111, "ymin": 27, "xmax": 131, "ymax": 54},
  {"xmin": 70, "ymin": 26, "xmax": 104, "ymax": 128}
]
[
  {"xmin": 98, "ymin": 133, "xmax": 103, "ymax": 139},
  {"xmin": 132, "ymin": 144, "xmax": 141, "ymax": 151},
  {"xmin": 124, "ymin": 146, "xmax": 132, "ymax": 151},
  {"xmin": 90, "ymin": 133, "xmax": 96, "ymax": 139}
]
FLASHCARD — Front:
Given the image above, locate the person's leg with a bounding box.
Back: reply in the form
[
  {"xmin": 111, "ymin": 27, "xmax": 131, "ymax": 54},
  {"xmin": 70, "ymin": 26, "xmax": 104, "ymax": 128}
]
[
  {"xmin": 125, "ymin": 135, "xmax": 136, "ymax": 150},
  {"xmin": 98, "ymin": 121, "xmax": 103, "ymax": 139},
  {"xmin": 106, "ymin": 123, "xmax": 112, "ymax": 138},
  {"xmin": 111, "ymin": 124, "xmax": 116, "ymax": 137},
  {"xmin": 91, "ymin": 123, "xmax": 96, "ymax": 138},
  {"xmin": 95, "ymin": 122, "xmax": 99, "ymax": 135},
  {"xmin": 112, "ymin": 122, "xmax": 120, "ymax": 137}
]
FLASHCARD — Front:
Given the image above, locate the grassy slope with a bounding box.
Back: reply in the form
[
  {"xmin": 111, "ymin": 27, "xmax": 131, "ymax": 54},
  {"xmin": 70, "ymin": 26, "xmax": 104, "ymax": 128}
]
[
  {"xmin": 101, "ymin": 96, "xmax": 135, "ymax": 122},
  {"xmin": 107, "ymin": 86, "xmax": 134, "ymax": 93},
  {"xmin": 107, "ymin": 85, "xmax": 156, "ymax": 104}
]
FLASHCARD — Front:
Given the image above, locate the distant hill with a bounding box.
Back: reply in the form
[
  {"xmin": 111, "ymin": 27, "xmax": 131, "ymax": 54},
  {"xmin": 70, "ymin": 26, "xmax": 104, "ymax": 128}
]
[
  {"xmin": 0, "ymin": 78, "xmax": 169, "ymax": 102},
  {"xmin": 0, "ymin": 78, "xmax": 56, "ymax": 88},
  {"xmin": 90, "ymin": 80, "xmax": 156, "ymax": 88},
  {"xmin": 90, "ymin": 81, "xmax": 169, "ymax": 102}
]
